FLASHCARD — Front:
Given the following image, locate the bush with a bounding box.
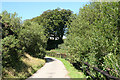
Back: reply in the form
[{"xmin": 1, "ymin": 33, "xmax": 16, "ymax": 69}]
[
  {"xmin": 1, "ymin": 11, "xmax": 23, "ymax": 68},
  {"xmin": 64, "ymin": 2, "xmax": 120, "ymax": 78},
  {"xmin": 18, "ymin": 20, "xmax": 47, "ymax": 58},
  {"xmin": 2, "ymin": 35, "xmax": 22, "ymax": 67},
  {"xmin": 1, "ymin": 11, "xmax": 48, "ymax": 78},
  {"xmin": 103, "ymin": 53, "xmax": 120, "ymax": 77}
]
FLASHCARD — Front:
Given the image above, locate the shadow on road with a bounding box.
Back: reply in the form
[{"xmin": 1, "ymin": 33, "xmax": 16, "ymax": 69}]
[{"xmin": 45, "ymin": 57, "xmax": 54, "ymax": 63}]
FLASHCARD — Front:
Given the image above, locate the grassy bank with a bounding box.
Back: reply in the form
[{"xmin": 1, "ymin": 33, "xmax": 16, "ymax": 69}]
[
  {"xmin": 47, "ymin": 56, "xmax": 86, "ymax": 78},
  {"xmin": 50, "ymin": 49, "xmax": 68, "ymax": 54},
  {"xmin": 3, "ymin": 53, "xmax": 45, "ymax": 79}
]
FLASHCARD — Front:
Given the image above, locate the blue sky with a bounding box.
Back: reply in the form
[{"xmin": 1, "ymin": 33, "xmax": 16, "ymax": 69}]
[{"xmin": 2, "ymin": 2, "xmax": 89, "ymax": 21}]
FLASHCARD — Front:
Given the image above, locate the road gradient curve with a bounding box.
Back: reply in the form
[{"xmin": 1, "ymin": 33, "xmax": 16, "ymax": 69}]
[{"xmin": 26, "ymin": 57, "xmax": 70, "ymax": 79}]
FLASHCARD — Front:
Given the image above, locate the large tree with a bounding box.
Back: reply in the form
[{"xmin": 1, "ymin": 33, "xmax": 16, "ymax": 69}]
[{"xmin": 31, "ymin": 8, "xmax": 72, "ymax": 42}]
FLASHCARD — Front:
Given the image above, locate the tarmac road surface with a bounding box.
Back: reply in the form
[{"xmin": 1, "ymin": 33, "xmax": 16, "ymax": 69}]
[{"xmin": 26, "ymin": 57, "xmax": 70, "ymax": 80}]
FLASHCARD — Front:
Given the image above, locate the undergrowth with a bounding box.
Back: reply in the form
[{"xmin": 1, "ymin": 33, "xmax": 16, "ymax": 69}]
[{"xmin": 2, "ymin": 53, "xmax": 45, "ymax": 79}]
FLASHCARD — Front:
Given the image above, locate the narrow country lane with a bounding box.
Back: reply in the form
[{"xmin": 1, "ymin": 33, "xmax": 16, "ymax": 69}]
[{"xmin": 26, "ymin": 57, "xmax": 70, "ymax": 79}]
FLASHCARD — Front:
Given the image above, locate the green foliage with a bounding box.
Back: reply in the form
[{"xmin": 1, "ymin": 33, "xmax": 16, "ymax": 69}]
[
  {"xmin": 2, "ymin": 35, "xmax": 22, "ymax": 67},
  {"xmin": 1, "ymin": 11, "xmax": 47, "ymax": 78},
  {"xmin": 31, "ymin": 8, "xmax": 72, "ymax": 42},
  {"xmin": 31, "ymin": 8, "xmax": 73, "ymax": 50},
  {"xmin": 18, "ymin": 20, "xmax": 47, "ymax": 58},
  {"xmin": 63, "ymin": 2, "xmax": 120, "ymax": 78},
  {"xmin": 103, "ymin": 53, "xmax": 120, "ymax": 77},
  {"xmin": 1, "ymin": 2, "xmax": 120, "ymax": 79},
  {"xmin": 1, "ymin": 10, "xmax": 21, "ymax": 38},
  {"xmin": 1, "ymin": 11, "xmax": 23, "ymax": 68}
]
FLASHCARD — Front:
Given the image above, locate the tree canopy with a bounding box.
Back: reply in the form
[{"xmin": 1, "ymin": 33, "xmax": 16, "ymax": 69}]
[
  {"xmin": 62, "ymin": 2, "xmax": 120, "ymax": 78},
  {"xmin": 31, "ymin": 8, "xmax": 73, "ymax": 41}
]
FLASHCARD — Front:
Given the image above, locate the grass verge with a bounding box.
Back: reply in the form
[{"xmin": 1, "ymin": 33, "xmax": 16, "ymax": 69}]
[
  {"xmin": 3, "ymin": 53, "xmax": 45, "ymax": 79},
  {"xmin": 46, "ymin": 56, "xmax": 86, "ymax": 78}
]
